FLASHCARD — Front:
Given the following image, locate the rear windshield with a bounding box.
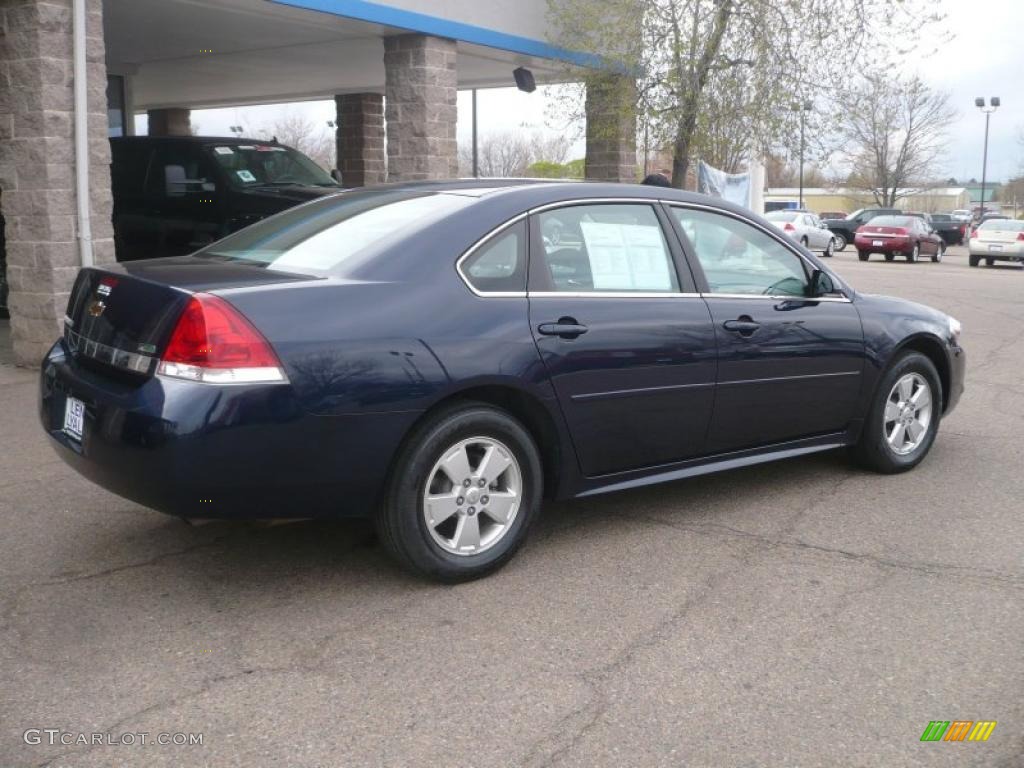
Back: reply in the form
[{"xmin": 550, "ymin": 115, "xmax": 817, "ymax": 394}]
[
  {"xmin": 197, "ymin": 190, "xmax": 472, "ymax": 275},
  {"xmin": 867, "ymin": 216, "xmax": 914, "ymax": 227},
  {"xmin": 930, "ymin": 214, "xmax": 951, "ymax": 221},
  {"xmin": 765, "ymin": 211, "xmax": 798, "ymax": 222},
  {"xmin": 979, "ymin": 218, "xmax": 1024, "ymax": 231}
]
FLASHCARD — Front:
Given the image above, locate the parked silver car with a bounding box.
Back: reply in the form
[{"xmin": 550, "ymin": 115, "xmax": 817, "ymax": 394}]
[
  {"xmin": 764, "ymin": 210, "xmax": 837, "ymax": 257},
  {"xmin": 968, "ymin": 218, "xmax": 1024, "ymax": 267}
]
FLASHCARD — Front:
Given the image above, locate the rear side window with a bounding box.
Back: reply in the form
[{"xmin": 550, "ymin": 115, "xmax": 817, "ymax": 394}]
[
  {"xmin": 535, "ymin": 204, "xmax": 679, "ymax": 293},
  {"xmin": 460, "ymin": 220, "xmax": 527, "ymax": 294}
]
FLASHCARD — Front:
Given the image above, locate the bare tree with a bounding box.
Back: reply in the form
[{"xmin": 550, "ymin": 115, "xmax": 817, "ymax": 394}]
[
  {"xmin": 547, "ymin": 0, "xmax": 948, "ymax": 187},
  {"xmin": 458, "ymin": 129, "xmax": 572, "ymax": 177},
  {"xmin": 838, "ymin": 73, "xmax": 957, "ymax": 206}
]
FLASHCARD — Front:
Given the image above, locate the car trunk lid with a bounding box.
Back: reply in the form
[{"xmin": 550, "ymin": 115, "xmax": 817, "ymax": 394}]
[{"xmin": 64, "ymin": 256, "xmax": 317, "ymax": 378}]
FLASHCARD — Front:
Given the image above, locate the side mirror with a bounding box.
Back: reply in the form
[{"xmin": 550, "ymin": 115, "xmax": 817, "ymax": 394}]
[{"xmin": 808, "ymin": 268, "xmax": 836, "ymax": 298}]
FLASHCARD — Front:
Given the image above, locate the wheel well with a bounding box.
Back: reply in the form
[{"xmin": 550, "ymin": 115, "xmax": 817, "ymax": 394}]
[
  {"xmin": 895, "ymin": 336, "xmax": 950, "ymax": 411},
  {"xmin": 411, "ymin": 386, "xmax": 564, "ymax": 500}
]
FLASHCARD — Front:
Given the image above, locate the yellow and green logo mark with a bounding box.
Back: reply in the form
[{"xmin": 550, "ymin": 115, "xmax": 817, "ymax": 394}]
[{"xmin": 921, "ymin": 721, "xmax": 997, "ymax": 742}]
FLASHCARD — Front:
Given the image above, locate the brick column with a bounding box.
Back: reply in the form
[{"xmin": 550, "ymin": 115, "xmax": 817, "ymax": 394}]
[
  {"xmin": 585, "ymin": 73, "xmax": 637, "ymax": 182},
  {"xmin": 335, "ymin": 93, "xmax": 385, "ymax": 187},
  {"xmin": 383, "ymin": 34, "xmax": 457, "ymax": 181},
  {"xmin": 1, "ymin": 0, "xmax": 115, "ymax": 366},
  {"xmin": 147, "ymin": 107, "xmax": 190, "ymax": 136}
]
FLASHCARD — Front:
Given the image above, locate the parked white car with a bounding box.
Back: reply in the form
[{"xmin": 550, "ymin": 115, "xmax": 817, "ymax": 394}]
[
  {"xmin": 764, "ymin": 210, "xmax": 837, "ymax": 257},
  {"xmin": 968, "ymin": 218, "xmax": 1024, "ymax": 267}
]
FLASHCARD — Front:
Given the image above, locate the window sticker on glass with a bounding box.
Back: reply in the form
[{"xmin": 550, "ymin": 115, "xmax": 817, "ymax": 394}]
[
  {"xmin": 236, "ymin": 170, "xmax": 256, "ymax": 182},
  {"xmin": 213, "ymin": 146, "xmax": 234, "ymax": 155},
  {"xmin": 579, "ymin": 221, "xmax": 673, "ymax": 290}
]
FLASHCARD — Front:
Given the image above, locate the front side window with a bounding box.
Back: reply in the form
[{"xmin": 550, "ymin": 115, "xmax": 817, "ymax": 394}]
[
  {"xmin": 670, "ymin": 207, "xmax": 809, "ymax": 297},
  {"xmin": 461, "ymin": 220, "xmax": 527, "ymax": 293},
  {"xmin": 535, "ymin": 204, "xmax": 679, "ymax": 293}
]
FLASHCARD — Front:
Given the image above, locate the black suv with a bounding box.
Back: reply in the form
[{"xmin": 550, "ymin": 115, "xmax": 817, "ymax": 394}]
[
  {"xmin": 110, "ymin": 136, "xmax": 341, "ymax": 261},
  {"xmin": 825, "ymin": 207, "xmax": 901, "ymax": 251}
]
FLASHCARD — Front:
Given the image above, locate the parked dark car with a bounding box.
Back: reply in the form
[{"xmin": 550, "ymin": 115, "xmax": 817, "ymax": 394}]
[
  {"xmin": 929, "ymin": 213, "xmax": 966, "ymax": 245},
  {"xmin": 40, "ymin": 181, "xmax": 965, "ymax": 581},
  {"xmin": 110, "ymin": 136, "xmax": 340, "ymax": 261},
  {"xmin": 825, "ymin": 207, "xmax": 901, "ymax": 251},
  {"xmin": 854, "ymin": 214, "xmax": 946, "ymax": 262}
]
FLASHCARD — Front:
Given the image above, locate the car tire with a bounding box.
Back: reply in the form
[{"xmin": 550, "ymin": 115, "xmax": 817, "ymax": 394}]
[
  {"xmin": 800, "ymin": 236, "xmax": 809, "ymax": 249},
  {"xmin": 850, "ymin": 351, "xmax": 942, "ymax": 474},
  {"xmin": 858, "ymin": 250, "xmax": 869, "ymax": 262},
  {"xmin": 932, "ymin": 242, "xmax": 944, "ymax": 263},
  {"xmin": 884, "ymin": 253, "xmax": 895, "ymax": 262},
  {"xmin": 969, "ymin": 254, "xmax": 980, "ymax": 267},
  {"xmin": 907, "ymin": 243, "xmax": 920, "ymax": 263},
  {"xmin": 823, "ymin": 238, "xmax": 835, "ymax": 257},
  {"xmin": 376, "ymin": 402, "xmax": 543, "ymax": 582},
  {"xmin": 833, "ymin": 234, "xmax": 847, "ymax": 251},
  {"xmin": 986, "ymin": 258, "xmax": 995, "ymax": 266}
]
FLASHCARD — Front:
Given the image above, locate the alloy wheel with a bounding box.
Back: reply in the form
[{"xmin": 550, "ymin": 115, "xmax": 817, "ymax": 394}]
[
  {"xmin": 825, "ymin": 238, "xmax": 835, "ymax": 257},
  {"xmin": 883, "ymin": 373, "xmax": 933, "ymax": 456},
  {"xmin": 422, "ymin": 436, "xmax": 522, "ymax": 556}
]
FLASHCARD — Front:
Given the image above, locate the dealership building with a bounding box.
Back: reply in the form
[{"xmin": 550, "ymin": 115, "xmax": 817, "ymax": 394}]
[{"xmin": 0, "ymin": 0, "xmax": 635, "ymax": 365}]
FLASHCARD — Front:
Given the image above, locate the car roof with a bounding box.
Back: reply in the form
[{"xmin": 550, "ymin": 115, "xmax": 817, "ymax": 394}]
[{"xmin": 110, "ymin": 135, "xmax": 283, "ymax": 145}]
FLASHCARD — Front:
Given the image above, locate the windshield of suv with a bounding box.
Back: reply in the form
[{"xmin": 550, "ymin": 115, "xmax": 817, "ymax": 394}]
[{"xmin": 207, "ymin": 144, "xmax": 338, "ymax": 188}]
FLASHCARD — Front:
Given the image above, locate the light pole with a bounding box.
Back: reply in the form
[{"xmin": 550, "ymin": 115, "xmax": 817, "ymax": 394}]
[
  {"xmin": 794, "ymin": 101, "xmax": 812, "ymax": 209},
  {"xmin": 974, "ymin": 96, "xmax": 1000, "ymax": 219}
]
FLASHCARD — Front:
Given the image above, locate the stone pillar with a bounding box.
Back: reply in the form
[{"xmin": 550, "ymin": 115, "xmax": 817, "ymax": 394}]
[
  {"xmin": 335, "ymin": 93, "xmax": 385, "ymax": 187},
  {"xmin": 584, "ymin": 73, "xmax": 637, "ymax": 182},
  {"xmin": 383, "ymin": 34, "xmax": 457, "ymax": 181},
  {"xmin": 1, "ymin": 0, "xmax": 116, "ymax": 366},
  {"xmin": 147, "ymin": 107, "xmax": 190, "ymax": 136}
]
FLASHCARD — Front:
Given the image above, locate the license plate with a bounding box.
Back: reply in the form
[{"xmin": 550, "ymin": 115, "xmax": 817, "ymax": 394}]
[
  {"xmin": 63, "ymin": 396, "xmax": 85, "ymax": 441},
  {"xmin": 872, "ymin": 240, "xmax": 883, "ymax": 247},
  {"xmin": 989, "ymin": 244, "xmax": 1003, "ymax": 251}
]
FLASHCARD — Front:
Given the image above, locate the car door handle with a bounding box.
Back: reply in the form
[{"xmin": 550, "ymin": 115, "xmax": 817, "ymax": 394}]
[
  {"xmin": 723, "ymin": 317, "xmax": 760, "ymax": 336},
  {"xmin": 537, "ymin": 319, "xmax": 588, "ymax": 339}
]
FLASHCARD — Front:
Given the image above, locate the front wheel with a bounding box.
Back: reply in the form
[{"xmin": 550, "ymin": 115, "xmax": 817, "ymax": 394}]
[
  {"xmin": 932, "ymin": 242, "xmax": 944, "ymax": 263},
  {"xmin": 907, "ymin": 243, "xmax": 920, "ymax": 263},
  {"xmin": 823, "ymin": 238, "xmax": 835, "ymax": 258},
  {"xmin": 833, "ymin": 233, "xmax": 847, "ymax": 251},
  {"xmin": 850, "ymin": 352, "xmax": 942, "ymax": 473},
  {"xmin": 377, "ymin": 403, "xmax": 543, "ymax": 581}
]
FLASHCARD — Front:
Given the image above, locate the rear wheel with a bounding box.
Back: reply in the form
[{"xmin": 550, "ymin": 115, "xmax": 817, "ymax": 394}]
[
  {"xmin": 858, "ymin": 250, "xmax": 869, "ymax": 262},
  {"xmin": 377, "ymin": 403, "xmax": 543, "ymax": 581},
  {"xmin": 884, "ymin": 253, "xmax": 895, "ymax": 262},
  {"xmin": 800, "ymin": 236, "xmax": 809, "ymax": 249},
  {"xmin": 932, "ymin": 242, "xmax": 945, "ymax": 263},
  {"xmin": 986, "ymin": 258, "xmax": 995, "ymax": 266},
  {"xmin": 969, "ymin": 254, "xmax": 980, "ymax": 267},
  {"xmin": 851, "ymin": 352, "xmax": 941, "ymax": 473}
]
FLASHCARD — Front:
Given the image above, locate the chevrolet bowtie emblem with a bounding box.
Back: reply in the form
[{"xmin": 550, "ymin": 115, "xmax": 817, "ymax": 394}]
[{"xmin": 88, "ymin": 300, "xmax": 106, "ymax": 318}]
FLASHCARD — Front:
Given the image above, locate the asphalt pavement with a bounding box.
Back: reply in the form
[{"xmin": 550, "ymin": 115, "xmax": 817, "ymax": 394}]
[{"xmin": 1, "ymin": 245, "xmax": 1021, "ymax": 767}]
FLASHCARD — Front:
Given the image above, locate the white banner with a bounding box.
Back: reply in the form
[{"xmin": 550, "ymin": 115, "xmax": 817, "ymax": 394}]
[{"xmin": 697, "ymin": 161, "xmax": 752, "ymax": 210}]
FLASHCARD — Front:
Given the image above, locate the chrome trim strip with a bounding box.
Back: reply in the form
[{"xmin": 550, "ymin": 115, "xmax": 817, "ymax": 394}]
[
  {"xmin": 571, "ymin": 381, "xmax": 714, "ymax": 402},
  {"xmin": 702, "ymin": 293, "xmax": 852, "ymax": 303},
  {"xmin": 455, "ymin": 212, "xmax": 529, "ymax": 298},
  {"xmin": 718, "ymin": 370, "xmax": 861, "ymax": 387},
  {"xmin": 529, "ymin": 291, "xmax": 702, "ymax": 299},
  {"xmin": 64, "ymin": 326, "xmax": 156, "ymax": 375}
]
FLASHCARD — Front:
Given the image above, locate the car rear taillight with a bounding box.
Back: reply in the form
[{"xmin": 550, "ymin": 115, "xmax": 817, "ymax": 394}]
[
  {"xmin": 783, "ymin": 222, "xmax": 795, "ymax": 232},
  {"xmin": 158, "ymin": 294, "xmax": 287, "ymax": 384},
  {"xmin": 970, "ymin": 227, "xmax": 978, "ymax": 238},
  {"xmin": 1017, "ymin": 232, "xmax": 1024, "ymax": 242}
]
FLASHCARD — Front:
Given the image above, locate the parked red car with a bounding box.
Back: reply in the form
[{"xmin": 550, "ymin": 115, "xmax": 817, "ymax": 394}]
[{"xmin": 854, "ymin": 215, "xmax": 945, "ymax": 263}]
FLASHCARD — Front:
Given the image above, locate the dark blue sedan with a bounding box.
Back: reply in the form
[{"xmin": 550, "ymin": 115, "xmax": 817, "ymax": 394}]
[{"xmin": 40, "ymin": 181, "xmax": 965, "ymax": 580}]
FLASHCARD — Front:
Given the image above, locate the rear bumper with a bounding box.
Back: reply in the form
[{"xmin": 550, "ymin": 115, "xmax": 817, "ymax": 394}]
[
  {"xmin": 968, "ymin": 242, "xmax": 1024, "ymax": 259},
  {"xmin": 39, "ymin": 340, "xmax": 417, "ymax": 519},
  {"xmin": 854, "ymin": 237, "xmax": 911, "ymax": 254}
]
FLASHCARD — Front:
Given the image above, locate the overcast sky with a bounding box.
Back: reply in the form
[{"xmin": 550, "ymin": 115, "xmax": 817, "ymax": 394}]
[{"xmin": 156, "ymin": 0, "xmax": 1023, "ymax": 184}]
